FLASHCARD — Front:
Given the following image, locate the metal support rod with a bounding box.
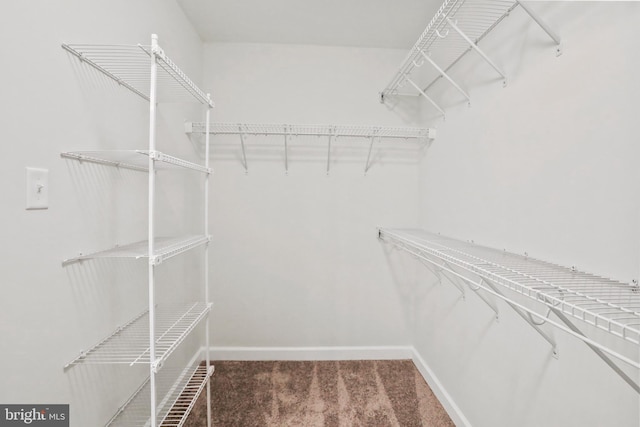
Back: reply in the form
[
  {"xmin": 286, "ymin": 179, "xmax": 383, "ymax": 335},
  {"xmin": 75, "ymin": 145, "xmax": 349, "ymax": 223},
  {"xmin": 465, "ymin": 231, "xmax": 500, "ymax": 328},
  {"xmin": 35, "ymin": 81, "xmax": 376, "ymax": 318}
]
[
  {"xmin": 326, "ymin": 128, "xmax": 334, "ymax": 175},
  {"xmin": 406, "ymin": 78, "xmax": 446, "ymax": 117},
  {"xmin": 419, "ymin": 50, "xmax": 470, "ymax": 102},
  {"xmin": 442, "ymin": 263, "xmax": 502, "ymax": 319},
  {"xmin": 445, "ymin": 17, "xmax": 506, "ymax": 81},
  {"xmin": 481, "ymin": 277, "xmax": 558, "ymax": 356},
  {"xmin": 148, "ymin": 33, "xmax": 159, "ymax": 427},
  {"xmin": 204, "ymin": 95, "xmax": 212, "ymax": 427},
  {"xmin": 516, "ymin": 1, "xmax": 562, "ymax": 46},
  {"xmin": 546, "ymin": 303, "xmax": 640, "ymax": 393},
  {"xmin": 284, "ymin": 125, "xmax": 289, "ymax": 174},
  {"xmin": 237, "ymin": 125, "xmax": 248, "ymax": 173},
  {"xmin": 364, "ymin": 134, "xmax": 376, "ymax": 174}
]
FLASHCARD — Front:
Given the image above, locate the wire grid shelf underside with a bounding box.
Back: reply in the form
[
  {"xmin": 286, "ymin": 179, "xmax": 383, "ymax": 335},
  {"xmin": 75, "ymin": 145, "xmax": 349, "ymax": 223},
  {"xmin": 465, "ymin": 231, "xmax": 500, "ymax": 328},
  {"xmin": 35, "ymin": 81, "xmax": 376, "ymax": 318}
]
[
  {"xmin": 66, "ymin": 302, "xmax": 211, "ymax": 368},
  {"xmin": 107, "ymin": 363, "xmax": 214, "ymax": 427},
  {"xmin": 62, "ymin": 235, "xmax": 209, "ymax": 266},
  {"xmin": 188, "ymin": 122, "xmax": 434, "ymax": 141},
  {"xmin": 61, "ymin": 150, "xmax": 210, "ymax": 173},
  {"xmin": 61, "ymin": 43, "xmax": 212, "ymax": 107},
  {"xmin": 380, "ymin": 229, "xmax": 640, "ymax": 345},
  {"xmin": 383, "ymin": 0, "xmax": 516, "ymax": 96}
]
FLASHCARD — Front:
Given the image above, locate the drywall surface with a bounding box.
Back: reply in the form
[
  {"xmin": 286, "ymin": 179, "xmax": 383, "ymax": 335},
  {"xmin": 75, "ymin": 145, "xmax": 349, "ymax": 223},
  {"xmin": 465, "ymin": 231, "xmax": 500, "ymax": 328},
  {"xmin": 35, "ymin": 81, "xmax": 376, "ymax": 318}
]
[
  {"xmin": 0, "ymin": 1, "xmax": 206, "ymax": 426},
  {"xmin": 403, "ymin": 2, "xmax": 640, "ymax": 427},
  {"xmin": 202, "ymin": 43, "xmax": 422, "ymax": 349}
]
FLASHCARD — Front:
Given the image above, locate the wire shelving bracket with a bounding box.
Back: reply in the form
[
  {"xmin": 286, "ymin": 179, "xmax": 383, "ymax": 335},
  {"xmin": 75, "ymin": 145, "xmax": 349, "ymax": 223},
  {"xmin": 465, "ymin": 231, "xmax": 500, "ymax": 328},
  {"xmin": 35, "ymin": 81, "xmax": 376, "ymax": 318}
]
[
  {"xmin": 379, "ymin": 228, "xmax": 640, "ymax": 392},
  {"xmin": 380, "ymin": 0, "xmax": 561, "ymax": 111}
]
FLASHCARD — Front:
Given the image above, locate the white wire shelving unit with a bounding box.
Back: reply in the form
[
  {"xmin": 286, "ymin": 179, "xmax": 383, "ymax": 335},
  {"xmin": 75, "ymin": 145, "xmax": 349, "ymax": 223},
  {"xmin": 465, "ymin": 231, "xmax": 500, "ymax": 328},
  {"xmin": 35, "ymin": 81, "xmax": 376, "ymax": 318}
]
[
  {"xmin": 64, "ymin": 303, "xmax": 211, "ymax": 369},
  {"xmin": 106, "ymin": 362, "xmax": 214, "ymax": 427},
  {"xmin": 185, "ymin": 122, "xmax": 436, "ymax": 174},
  {"xmin": 62, "ymin": 235, "xmax": 210, "ymax": 267},
  {"xmin": 380, "ymin": 0, "xmax": 561, "ymax": 115},
  {"xmin": 62, "ymin": 34, "xmax": 213, "ymax": 427},
  {"xmin": 379, "ymin": 228, "xmax": 640, "ymax": 392}
]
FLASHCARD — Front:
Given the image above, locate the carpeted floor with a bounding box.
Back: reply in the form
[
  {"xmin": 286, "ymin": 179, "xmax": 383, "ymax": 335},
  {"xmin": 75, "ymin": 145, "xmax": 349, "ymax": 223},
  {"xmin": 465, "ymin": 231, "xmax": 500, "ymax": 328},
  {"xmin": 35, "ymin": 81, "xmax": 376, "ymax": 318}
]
[{"xmin": 184, "ymin": 360, "xmax": 454, "ymax": 426}]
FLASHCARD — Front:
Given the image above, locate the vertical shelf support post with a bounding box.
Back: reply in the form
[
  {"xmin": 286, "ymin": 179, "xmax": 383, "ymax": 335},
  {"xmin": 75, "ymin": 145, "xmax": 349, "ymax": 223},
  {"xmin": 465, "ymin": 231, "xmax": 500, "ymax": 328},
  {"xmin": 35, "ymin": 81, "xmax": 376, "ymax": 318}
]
[
  {"xmin": 204, "ymin": 94, "xmax": 212, "ymax": 427},
  {"xmin": 419, "ymin": 50, "xmax": 470, "ymax": 104},
  {"xmin": 445, "ymin": 17, "xmax": 507, "ymax": 85},
  {"xmin": 147, "ymin": 33, "xmax": 159, "ymax": 427}
]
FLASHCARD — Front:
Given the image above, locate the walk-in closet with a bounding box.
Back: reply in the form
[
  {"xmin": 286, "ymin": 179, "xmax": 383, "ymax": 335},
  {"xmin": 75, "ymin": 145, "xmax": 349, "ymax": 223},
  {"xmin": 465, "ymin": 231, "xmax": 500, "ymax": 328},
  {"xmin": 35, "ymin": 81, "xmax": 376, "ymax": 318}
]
[{"xmin": 1, "ymin": 1, "xmax": 638, "ymax": 426}]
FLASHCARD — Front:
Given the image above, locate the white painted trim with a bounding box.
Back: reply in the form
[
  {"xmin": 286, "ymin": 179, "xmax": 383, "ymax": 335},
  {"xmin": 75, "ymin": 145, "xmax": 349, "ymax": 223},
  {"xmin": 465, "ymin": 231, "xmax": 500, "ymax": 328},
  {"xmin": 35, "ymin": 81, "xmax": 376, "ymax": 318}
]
[
  {"xmin": 411, "ymin": 348, "xmax": 472, "ymax": 427},
  {"xmin": 206, "ymin": 345, "xmax": 414, "ymax": 361}
]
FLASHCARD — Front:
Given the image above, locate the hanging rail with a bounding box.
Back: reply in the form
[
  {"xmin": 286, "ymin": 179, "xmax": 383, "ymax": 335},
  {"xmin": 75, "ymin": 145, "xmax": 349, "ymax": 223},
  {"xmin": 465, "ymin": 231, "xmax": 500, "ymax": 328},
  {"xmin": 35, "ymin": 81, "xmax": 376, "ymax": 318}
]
[
  {"xmin": 379, "ymin": 228, "xmax": 640, "ymax": 392},
  {"xmin": 380, "ymin": 0, "xmax": 561, "ymax": 108}
]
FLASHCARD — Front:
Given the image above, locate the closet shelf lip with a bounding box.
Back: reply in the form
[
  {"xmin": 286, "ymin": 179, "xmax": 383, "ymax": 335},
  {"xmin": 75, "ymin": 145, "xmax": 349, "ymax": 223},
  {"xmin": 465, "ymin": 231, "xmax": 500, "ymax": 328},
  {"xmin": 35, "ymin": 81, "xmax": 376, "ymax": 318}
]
[
  {"xmin": 106, "ymin": 362, "xmax": 214, "ymax": 427},
  {"xmin": 62, "ymin": 235, "xmax": 211, "ymax": 267},
  {"xmin": 64, "ymin": 302, "xmax": 212, "ymax": 369},
  {"xmin": 379, "ymin": 228, "xmax": 640, "ymax": 347},
  {"xmin": 61, "ymin": 150, "xmax": 211, "ymax": 173},
  {"xmin": 380, "ymin": 0, "xmax": 517, "ymax": 100},
  {"xmin": 61, "ymin": 42, "xmax": 214, "ymax": 107},
  {"xmin": 185, "ymin": 122, "xmax": 436, "ymax": 141}
]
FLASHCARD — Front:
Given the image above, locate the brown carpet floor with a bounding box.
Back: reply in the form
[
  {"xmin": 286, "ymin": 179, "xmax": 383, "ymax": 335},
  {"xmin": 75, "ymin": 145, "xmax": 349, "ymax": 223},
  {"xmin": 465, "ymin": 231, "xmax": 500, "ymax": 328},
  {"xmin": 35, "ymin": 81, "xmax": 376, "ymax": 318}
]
[{"xmin": 184, "ymin": 360, "xmax": 454, "ymax": 427}]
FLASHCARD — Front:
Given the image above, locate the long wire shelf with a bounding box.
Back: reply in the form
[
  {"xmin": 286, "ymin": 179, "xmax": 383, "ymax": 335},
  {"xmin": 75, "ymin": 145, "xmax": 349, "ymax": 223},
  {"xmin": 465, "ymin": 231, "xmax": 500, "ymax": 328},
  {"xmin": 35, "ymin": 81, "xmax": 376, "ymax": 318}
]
[
  {"xmin": 61, "ymin": 150, "xmax": 211, "ymax": 174},
  {"xmin": 380, "ymin": 0, "xmax": 560, "ymax": 110},
  {"xmin": 62, "ymin": 235, "xmax": 210, "ymax": 267},
  {"xmin": 65, "ymin": 302, "xmax": 211, "ymax": 369},
  {"xmin": 107, "ymin": 363, "xmax": 214, "ymax": 427},
  {"xmin": 186, "ymin": 122, "xmax": 435, "ymax": 141},
  {"xmin": 62, "ymin": 38, "xmax": 213, "ymax": 107},
  {"xmin": 379, "ymin": 228, "xmax": 640, "ymax": 366}
]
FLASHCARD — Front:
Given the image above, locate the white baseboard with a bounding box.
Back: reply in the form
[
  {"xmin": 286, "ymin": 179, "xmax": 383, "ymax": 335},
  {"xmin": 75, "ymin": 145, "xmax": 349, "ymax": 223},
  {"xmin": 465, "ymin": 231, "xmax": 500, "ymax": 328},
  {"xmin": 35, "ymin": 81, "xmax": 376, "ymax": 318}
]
[
  {"xmin": 204, "ymin": 345, "xmax": 414, "ymax": 361},
  {"xmin": 411, "ymin": 348, "xmax": 472, "ymax": 427}
]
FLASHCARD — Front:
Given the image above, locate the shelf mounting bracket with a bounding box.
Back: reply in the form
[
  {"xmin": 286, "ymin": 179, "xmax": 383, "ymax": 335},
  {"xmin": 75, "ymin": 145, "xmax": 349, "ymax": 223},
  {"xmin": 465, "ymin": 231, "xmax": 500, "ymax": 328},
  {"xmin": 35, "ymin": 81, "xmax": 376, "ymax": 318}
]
[
  {"xmin": 419, "ymin": 50, "xmax": 471, "ymax": 104},
  {"xmin": 326, "ymin": 127, "xmax": 335, "ymax": 175},
  {"xmin": 238, "ymin": 125, "xmax": 248, "ymax": 174},
  {"xmin": 284, "ymin": 125, "xmax": 289, "ymax": 174},
  {"xmin": 406, "ymin": 78, "xmax": 446, "ymax": 117},
  {"xmin": 364, "ymin": 130, "xmax": 379, "ymax": 174},
  {"xmin": 482, "ymin": 277, "xmax": 558, "ymax": 358},
  {"xmin": 516, "ymin": 0, "xmax": 562, "ymax": 56},
  {"xmin": 545, "ymin": 300, "xmax": 640, "ymax": 393},
  {"xmin": 445, "ymin": 16, "xmax": 507, "ymax": 86}
]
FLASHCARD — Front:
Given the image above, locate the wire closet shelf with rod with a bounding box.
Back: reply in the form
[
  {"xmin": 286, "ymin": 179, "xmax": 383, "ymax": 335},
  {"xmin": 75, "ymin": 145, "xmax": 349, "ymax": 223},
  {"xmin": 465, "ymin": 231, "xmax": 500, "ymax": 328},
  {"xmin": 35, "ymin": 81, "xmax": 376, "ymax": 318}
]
[
  {"xmin": 61, "ymin": 35, "xmax": 214, "ymax": 427},
  {"xmin": 378, "ymin": 228, "xmax": 640, "ymax": 394}
]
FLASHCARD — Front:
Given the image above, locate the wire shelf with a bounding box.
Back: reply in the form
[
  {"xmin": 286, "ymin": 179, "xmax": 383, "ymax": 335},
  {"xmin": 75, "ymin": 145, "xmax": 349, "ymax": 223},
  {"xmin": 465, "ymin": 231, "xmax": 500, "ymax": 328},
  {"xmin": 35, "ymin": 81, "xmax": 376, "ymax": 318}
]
[
  {"xmin": 62, "ymin": 235, "xmax": 210, "ymax": 267},
  {"xmin": 61, "ymin": 150, "xmax": 211, "ymax": 173},
  {"xmin": 62, "ymin": 39, "xmax": 213, "ymax": 107},
  {"xmin": 186, "ymin": 122, "xmax": 435, "ymax": 141},
  {"xmin": 379, "ymin": 229, "xmax": 640, "ymax": 346},
  {"xmin": 107, "ymin": 363, "xmax": 214, "ymax": 427},
  {"xmin": 66, "ymin": 302, "xmax": 211, "ymax": 368},
  {"xmin": 381, "ymin": 0, "xmax": 517, "ymax": 100}
]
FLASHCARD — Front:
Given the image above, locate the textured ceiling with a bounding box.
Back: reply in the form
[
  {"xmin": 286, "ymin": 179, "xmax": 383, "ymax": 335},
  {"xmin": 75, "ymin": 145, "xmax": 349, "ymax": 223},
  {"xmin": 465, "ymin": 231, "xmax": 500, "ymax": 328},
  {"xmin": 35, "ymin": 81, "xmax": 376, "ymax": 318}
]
[{"xmin": 177, "ymin": 0, "xmax": 440, "ymax": 49}]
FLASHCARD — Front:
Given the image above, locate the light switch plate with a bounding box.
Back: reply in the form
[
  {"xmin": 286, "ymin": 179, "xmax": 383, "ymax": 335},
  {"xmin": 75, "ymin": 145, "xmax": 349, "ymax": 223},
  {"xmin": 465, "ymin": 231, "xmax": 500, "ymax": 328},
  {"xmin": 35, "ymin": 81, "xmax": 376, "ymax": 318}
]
[{"xmin": 26, "ymin": 167, "xmax": 48, "ymax": 210}]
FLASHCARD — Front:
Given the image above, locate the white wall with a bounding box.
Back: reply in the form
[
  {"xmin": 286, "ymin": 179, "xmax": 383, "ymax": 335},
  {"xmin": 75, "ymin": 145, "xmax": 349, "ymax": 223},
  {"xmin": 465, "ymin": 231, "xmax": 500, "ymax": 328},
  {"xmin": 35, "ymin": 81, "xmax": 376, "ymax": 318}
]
[
  {"xmin": 202, "ymin": 43, "xmax": 422, "ymax": 350},
  {"xmin": 0, "ymin": 1, "xmax": 205, "ymax": 426},
  {"xmin": 403, "ymin": 2, "xmax": 639, "ymax": 426}
]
